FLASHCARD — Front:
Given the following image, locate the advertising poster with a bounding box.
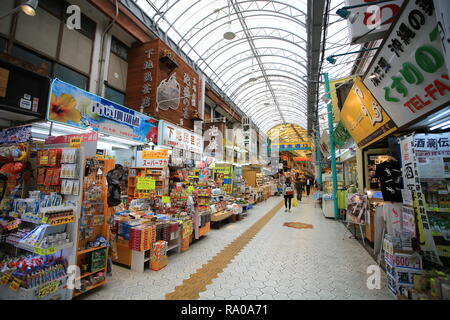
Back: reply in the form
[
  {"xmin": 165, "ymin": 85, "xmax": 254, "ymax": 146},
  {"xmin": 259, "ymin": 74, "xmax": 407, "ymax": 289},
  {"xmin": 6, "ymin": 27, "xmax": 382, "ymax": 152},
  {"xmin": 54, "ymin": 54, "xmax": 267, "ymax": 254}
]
[
  {"xmin": 47, "ymin": 79, "xmax": 159, "ymax": 144},
  {"xmin": 346, "ymin": 193, "xmax": 368, "ymax": 225}
]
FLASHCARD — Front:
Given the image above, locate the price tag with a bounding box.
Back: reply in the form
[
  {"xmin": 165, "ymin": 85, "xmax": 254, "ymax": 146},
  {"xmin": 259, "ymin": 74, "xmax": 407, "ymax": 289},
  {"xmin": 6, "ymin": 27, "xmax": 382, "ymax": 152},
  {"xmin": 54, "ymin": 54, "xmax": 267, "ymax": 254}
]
[
  {"xmin": 136, "ymin": 177, "xmax": 156, "ymax": 190},
  {"xmin": 9, "ymin": 278, "xmax": 21, "ymax": 291},
  {"xmin": 45, "ymin": 247, "xmax": 56, "ymax": 255},
  {"xmin": 0, "ymin": 271, "xmax": 12, "ymax": 285},
  {"xmin": 49, "ymin": 215, "xmax": 74, "ymax": 226},
  {"xmin": 70, "ymin": 137, "xmax": 81, "ymax": 148},
  {"xmin": 37, "ymin": 280, "xmax": 59, "ymax": 298},
  {"xmin": 34, "ymin": 247, "xmax": 44, "ymax": 255},
  {"xmin": 42, "ymin": 217, "xmax": 48, "ymax": 224},
  {"xmin": 162, "ymin": 196, "xmax": 170, "ymax": 203}
]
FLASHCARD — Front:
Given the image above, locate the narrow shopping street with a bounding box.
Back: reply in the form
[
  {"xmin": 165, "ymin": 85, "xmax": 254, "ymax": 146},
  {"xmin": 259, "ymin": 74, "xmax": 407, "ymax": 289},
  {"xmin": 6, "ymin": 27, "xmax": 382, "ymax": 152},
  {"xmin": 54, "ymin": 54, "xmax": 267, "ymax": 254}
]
[{"xmin": 81, "ymin": 195, "xmax": 391, "ymax": 300}]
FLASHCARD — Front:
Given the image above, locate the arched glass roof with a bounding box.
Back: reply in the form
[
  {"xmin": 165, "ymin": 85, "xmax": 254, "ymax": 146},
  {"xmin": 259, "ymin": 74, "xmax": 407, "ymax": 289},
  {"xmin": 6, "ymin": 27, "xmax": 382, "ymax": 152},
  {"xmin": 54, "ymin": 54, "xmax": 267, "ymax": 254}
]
[{"xmin": 134, "ymin": 0, "xmax": 309, "ymax": 133}]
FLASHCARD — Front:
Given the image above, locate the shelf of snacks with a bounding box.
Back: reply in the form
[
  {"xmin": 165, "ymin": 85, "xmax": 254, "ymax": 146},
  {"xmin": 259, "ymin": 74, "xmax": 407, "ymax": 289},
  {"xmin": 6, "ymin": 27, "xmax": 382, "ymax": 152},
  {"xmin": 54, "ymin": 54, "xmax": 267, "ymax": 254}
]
[
  {"xmin": 110, "ymin": 197, "xmax": 188, "ymax": 271},
  {"xmin": 0, "ymin": 139, "xmax": 84, "ymax": 300},
  {"xmin": 73, "ymin": 157, "xmax": 113, "ymax": 297},
  {"xmin": 127, "ymin": 167, "xmax": 169, "ymax": 202}
]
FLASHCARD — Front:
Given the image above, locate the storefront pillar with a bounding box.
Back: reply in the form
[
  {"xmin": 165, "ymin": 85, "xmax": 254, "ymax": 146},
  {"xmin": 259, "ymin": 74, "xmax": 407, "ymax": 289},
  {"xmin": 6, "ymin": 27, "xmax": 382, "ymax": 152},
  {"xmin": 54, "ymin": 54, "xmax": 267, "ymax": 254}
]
[
  {"xmin": 356, "ymin": 148, "xmax": 364, "ymax": 193},
  {"xmin": 323, "ymin": 73, "xmax": 339, "ymax": 220},
  {"xmin": 315, "ymin": 129, "xmax": 322, "ymax": 186}
]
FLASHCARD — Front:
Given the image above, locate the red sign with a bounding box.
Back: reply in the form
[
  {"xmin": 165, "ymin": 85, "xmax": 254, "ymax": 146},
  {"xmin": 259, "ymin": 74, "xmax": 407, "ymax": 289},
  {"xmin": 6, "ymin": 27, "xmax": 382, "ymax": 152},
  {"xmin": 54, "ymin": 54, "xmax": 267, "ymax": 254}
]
[
  {"xmin": 45, "ymin": 132, "xmax": 98, "ymax": 145},
  {"xmin": 293, "ymin": 157, "xmax": 312, "ymax": 162}
]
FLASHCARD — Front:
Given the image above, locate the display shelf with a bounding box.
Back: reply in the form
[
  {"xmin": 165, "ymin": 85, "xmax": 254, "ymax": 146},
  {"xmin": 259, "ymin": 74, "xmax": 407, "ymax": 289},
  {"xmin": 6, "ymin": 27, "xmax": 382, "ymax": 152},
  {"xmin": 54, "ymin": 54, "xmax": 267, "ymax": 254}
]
[
  {"xmin": 73, "ymin": 279, "xmax": 107, "ymax": 297},
  {"xmin": 73, "ymin": 158, "xmax": 112, "ymax": 298},
  {"xmin": 78, "ymin": 268, "xmax": 106, "ymax": 280},
  {"xmin": 77, "ymin": 245, "xmax": 108, "ymax": 255},
  {"xmin": 16, "ymin": 242, "xmax": 74, "ymax": 255}
]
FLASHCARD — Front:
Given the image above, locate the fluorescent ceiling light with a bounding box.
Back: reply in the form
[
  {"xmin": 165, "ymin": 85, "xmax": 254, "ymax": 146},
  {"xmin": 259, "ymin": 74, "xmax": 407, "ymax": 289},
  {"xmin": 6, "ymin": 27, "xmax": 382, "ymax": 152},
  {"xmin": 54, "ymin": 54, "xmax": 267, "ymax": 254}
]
[
  {"xmin": 441, "ymin": 124, "xmax": 450, "ymax": 130},
  {"xmin": 428, "ymin": 109, "xmax": 450, "ymax": 122},
  {"xmin": 99, "ymin": 133, "xmax": 142, "ymax": 146},
  {"xmin": 430, "ymin": 120, "xmax": 450, "ymax": 131}
]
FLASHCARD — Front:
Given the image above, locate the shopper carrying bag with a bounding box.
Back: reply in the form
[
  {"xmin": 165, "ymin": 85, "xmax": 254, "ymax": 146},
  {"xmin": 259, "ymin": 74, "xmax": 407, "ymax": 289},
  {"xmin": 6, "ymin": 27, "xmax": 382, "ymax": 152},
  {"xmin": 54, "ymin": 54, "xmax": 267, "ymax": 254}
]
[{"xmin": 283, "ymin": 178, "xmax": 294, "ymax": 212}]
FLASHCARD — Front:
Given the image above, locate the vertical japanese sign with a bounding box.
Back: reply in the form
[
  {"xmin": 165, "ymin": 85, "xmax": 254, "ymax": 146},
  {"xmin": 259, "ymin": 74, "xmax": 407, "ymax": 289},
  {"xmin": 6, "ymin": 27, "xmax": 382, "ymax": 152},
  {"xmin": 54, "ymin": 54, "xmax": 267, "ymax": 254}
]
[
  {"xmin": 203, "ymin": 122, "xmax": 224, "ymax": 161},
  {"xmin": 364, "ymin": 0, "xmax": 450, "ymax": 128},
  {"xmin": 399, "ymin": 134, "xmax": 442, "ymax": 265}
]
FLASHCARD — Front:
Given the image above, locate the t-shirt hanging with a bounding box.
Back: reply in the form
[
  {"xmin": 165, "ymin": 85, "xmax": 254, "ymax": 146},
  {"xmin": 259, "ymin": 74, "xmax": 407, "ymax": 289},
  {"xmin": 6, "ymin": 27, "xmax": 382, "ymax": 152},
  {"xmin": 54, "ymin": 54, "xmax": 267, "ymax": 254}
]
[{"xmin": 374, "ymin": 160, "xmax": 403, "ymax": 202}]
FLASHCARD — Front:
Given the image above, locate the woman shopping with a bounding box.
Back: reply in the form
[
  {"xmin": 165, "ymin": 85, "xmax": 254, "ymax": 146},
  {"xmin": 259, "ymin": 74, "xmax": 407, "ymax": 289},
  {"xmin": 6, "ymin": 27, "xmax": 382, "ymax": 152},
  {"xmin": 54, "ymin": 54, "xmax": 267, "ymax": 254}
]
[{"xmin": 282, "ymin": 178, "xmax": 295, "ymax": 212}]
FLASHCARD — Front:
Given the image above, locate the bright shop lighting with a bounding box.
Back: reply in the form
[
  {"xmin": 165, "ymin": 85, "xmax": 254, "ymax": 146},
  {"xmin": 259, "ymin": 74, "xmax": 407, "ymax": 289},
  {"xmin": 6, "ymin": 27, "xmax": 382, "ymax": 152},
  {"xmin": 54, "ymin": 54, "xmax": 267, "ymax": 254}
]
[
  {"xmin": 430, "ymin": 120, "xmax": 450, "ymax": 131},
  {"xmin": 428, "ymin": 109, "xmax": 450, "ymax": 122}
]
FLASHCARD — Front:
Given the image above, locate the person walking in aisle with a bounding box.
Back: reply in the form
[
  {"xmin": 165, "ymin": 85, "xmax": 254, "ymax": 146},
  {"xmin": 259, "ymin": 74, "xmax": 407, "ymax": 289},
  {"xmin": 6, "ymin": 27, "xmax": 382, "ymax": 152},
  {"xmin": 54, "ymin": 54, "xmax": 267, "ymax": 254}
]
[
  {"xmin": 294, "ymin": 175, "xmax": 303, "ymax": 202},
  {"xmin": 305, "ymin": 177, "xmax": 312, "ymax": 196},
  {"xmin": 283, "ymin": 177, "xmax": 295, "ymax": 212}
]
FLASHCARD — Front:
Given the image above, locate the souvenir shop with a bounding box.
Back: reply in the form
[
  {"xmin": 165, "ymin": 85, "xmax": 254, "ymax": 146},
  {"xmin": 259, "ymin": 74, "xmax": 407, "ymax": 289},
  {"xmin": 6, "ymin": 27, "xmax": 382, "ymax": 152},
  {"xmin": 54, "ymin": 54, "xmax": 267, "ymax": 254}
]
[
  {"xmin": 327, "ymin": 0, "xmax": 450, "ymax": 300},
  {"xmin": 0, "ymin": 73, "xmax": 278, "ymax": 299}
]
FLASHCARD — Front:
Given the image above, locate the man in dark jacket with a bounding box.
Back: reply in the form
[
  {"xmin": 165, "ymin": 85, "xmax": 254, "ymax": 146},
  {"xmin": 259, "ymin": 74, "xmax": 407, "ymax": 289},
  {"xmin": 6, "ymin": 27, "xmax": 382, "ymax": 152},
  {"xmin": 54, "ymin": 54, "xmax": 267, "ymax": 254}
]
[{"xmin": 294, "ymin": 176, "xmax": 303, "ymax": 201}]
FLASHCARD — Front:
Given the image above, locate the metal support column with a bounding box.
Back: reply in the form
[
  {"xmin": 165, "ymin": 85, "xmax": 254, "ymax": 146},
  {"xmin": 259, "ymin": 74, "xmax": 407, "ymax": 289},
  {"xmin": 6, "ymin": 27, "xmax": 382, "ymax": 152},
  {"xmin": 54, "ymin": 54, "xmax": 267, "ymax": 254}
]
[
  {"xmin": 323, "ymin": 73, "xmax": 339, "ymax": 220},
  {"xmin": 315, "ymin": 129, "xmax": 322, "ymax": 186}
]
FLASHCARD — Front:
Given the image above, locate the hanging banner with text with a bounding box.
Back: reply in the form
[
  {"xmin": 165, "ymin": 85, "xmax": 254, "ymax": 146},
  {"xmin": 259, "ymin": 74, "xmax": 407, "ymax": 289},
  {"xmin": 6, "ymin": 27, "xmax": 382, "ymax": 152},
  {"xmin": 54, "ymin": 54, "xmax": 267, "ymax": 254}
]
[
  {"xmin": 48, "ymin": 79, "xmax": 158, "ymax": 144},
  {"xmin": 341, "ymin": 77, "xmax": 397, "ymax": 148},
  {"xmin": 364, "ymin": 0, "xmax": 450, "ymax": 128}
]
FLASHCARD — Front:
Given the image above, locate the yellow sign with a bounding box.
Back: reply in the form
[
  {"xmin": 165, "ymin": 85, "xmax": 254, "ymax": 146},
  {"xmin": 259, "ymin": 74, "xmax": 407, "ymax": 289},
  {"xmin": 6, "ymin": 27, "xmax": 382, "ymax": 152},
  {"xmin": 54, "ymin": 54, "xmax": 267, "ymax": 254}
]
[
  {"xmin": 340, "ymin": 77, "xmax": 397, "ymax": 149},
  {"xmin": 142, "ymin": 149, "xmax": 169, "ymax": 159},
  {"xmin": 37, "ymin": 280, "xmax": 59, "ymax": 298},
  {"xmin": 69, "ymin": 137, "xmax": 81, "ymax": 148},
  {"xmin": 329, "ymin": 76, "xmax": 357, "ymax": 123},
  {"xmin": 136, "ymin": 177, "xmax": 156, "ymax": 190},
  {"xmin": 49, "ymin": 215, "xmax": 75, "ymax": 226},
  {"xmin": 161, "ymin": 196, "xmax": 170, "ymax": 203}
]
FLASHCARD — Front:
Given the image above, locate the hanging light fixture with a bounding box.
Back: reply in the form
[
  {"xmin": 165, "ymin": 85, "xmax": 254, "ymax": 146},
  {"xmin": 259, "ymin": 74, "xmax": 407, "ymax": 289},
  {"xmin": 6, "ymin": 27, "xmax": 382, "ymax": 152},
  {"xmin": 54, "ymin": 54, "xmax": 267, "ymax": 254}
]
[
  {"xmin": 21, "ymin": 0, "xmax": 38, "ymax": 16},
  {"xmin": 223, "ymin": 0, "xmax": 236, "ymax": 40},
  {"xmin": 0, "ymin": 0, "xmax": 38, "ymax": 19}
]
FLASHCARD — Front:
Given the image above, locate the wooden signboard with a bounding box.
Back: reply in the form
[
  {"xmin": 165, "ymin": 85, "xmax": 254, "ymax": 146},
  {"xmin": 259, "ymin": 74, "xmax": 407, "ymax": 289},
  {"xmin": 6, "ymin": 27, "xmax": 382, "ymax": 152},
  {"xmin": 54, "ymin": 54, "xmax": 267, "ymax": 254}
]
[{"xmin": 125, "ymin": 39, "xmax": 201, "ymax": 131}]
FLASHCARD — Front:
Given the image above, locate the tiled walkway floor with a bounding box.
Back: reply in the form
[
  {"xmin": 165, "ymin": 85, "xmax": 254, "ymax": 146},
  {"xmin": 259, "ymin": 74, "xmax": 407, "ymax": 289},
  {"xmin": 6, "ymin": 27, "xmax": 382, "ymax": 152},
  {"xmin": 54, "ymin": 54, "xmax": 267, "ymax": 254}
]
[{"xmin": 80, "ymin": 195, "xmax": 393, "ymax": 300}]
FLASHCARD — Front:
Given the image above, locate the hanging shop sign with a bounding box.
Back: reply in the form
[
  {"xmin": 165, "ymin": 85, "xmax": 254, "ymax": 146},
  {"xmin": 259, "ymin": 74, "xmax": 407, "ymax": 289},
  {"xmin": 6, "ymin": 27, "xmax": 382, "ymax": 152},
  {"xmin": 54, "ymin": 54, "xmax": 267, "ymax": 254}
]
[
  {"xmin": 204, "ymin": 122, "xmax": 225, "ymax": 161},
  {"xmin": 0, "ymin": 59, "xmax": 50, "ymax": 120},
  {"xmin": 270, "ymin": 142, "xmax": 311, "ymax": 151},
  {"xmin": 414, "ymin": 132, "xmax": 450, "ymax": 178},
  {"xmin": 364, "ymin": 0, "xmax": 450, "ymax": 128},
  {"xmin": 125, "ymin": 39, "xmax": 200, "ymax": 131},
  {"xmin": 293, "ymin": 157, "xmax": 312, "ymax": 162},
  {"xmin": 47, "ymin": 79, "xmax": 158, "ymax": 144},
  {"xmin": 341, "ymin": 77, "xmax": 397, "ymax": 148},
  {"xmin": 345, "ymin": 0, "xmax": 403, "ymax": 44},
  {"xmin": 45, "ymin": 132, "xmax": 98, "ymax": 145},
  {"xmin": 158, "ymin": 120, "xmax": 203, "ymax": 154},
  {"xmin": 136, "ymin": 149, "xmax": 169, "ymax": 168},
  {"xmin": 141, "ymin": 149, "xmax": 169, "ymax": 159},
  {"xmin": 0, "ymin": 125, "xmax": 32, "ymax": 144},
  {"xmin": 319, "ymin": 130, "xmax": 330, "ymax": 158},
  {"xmin": 333, "ymin": 121, "xmax": 353, "ymax": 148},
  {"xmin": 329, "ymin": 76, "xmax": 357, "ymax": 123},
  {"xmin": 434, "ymin": 0, "xmax": 450, "ymax": 77}
]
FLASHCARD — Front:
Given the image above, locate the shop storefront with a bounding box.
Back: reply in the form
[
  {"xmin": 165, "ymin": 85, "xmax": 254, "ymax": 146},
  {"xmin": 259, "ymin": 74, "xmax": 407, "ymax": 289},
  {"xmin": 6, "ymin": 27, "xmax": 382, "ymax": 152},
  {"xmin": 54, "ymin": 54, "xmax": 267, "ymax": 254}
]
[{"xmin": 327, "ymin": 0, "xmax": 450, "ymax": 300}]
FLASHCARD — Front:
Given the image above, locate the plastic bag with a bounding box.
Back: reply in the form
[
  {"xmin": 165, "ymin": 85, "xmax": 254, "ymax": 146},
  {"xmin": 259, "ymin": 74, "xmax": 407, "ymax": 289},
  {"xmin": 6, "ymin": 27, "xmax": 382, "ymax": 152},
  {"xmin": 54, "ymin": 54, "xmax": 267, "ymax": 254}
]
[{"xmin": 293, "ymin": 197, "xmax": 298, "ymax": 208}]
